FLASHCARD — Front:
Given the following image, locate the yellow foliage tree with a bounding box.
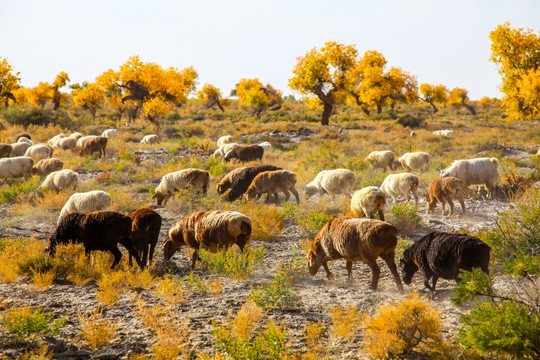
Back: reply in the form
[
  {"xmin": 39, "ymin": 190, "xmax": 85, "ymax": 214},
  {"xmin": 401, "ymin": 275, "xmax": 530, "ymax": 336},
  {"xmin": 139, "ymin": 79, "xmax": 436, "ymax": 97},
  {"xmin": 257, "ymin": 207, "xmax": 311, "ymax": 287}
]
[
  {"xmin": 26, "ymin": 82, "xmax": 54, "ymax": 108},
  {"xmin": 447, "ymin": 87, "xmax": 476, "ymax": 115},
  {"xmin": 289, "ymin": 41, "xmax": 358, "ymax": 125},
  {"xmin": 490, "ymin": 22, "xmax": 540, "ymax": 120},
  {"xmin": 236, "ymin": 78, "xmax": 282, "ymax": 118},
  {"xmin": 197, "ymin": 83, "xmax": 225, "ymax": 112},
  {"xmin": 72, "ymin": 83, "xmax": 104, "ymax": 120},
  {"xmin": 419, "ymin": 83, "xmax": 449, "ymax": 113},
  {"xmin": 0, "ymin": 57, "xmax": 20, "ymax": 107}
]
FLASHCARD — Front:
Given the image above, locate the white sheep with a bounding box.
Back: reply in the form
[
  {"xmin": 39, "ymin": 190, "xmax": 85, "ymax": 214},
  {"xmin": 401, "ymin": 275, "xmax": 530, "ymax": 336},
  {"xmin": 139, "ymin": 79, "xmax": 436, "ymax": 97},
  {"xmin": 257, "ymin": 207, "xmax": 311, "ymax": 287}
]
[
  {"xmin": 410, "ymin": 131, "xmax": 417, "ymax": 138},
  {"xmin": 258, "ymin": 141, "xmax": 272, "ymax": 152},
  {"xmin": 10, "ymin": 142, "xmax": 32, "ymax": 157},
  {"xmin": 24, "ymin": 144, "xmax": 54, "ymax": 161},
  {"xmin": 366, "ymin": 150, "xmax": 396, "ymax": 171},
  {"xmin": 350, "ymin": 186, "xmax": 386, "ymax": 221},
  {"xmin": 48, "ymin": 134, "xmax": 65, "ymax": 147},
  {"xmin": 433, "ymin": 129, "xmax": 454, "ymax": 138},
  {"xmin": 304, "ymin": 169, "xmax": 356, "ymax": 200},
  {"xmin": 0, "ymin": 156, "xmax": 34, "ymax": 180},
  {"xmin": 153, "ymin": 168, "xmax": 211, "ymax": 205},
  {"xmin": 55, "ymin": 137, "xmax": 77, "ymax": 151},
  {"xmin": 42, "ymin": 169, "xmax": 79, "ymax": 192},
  {"xmin": 141, "ymin": 134, "xmax": 160, "ymax": 144},
  {"xmin": 397, "ymin": 152, "xmax": 431, "ymax": 172},
  {"xmin": 58, "ymin": 190, "xmax": 112, "ymax": 223},
  {"xmin": 440, "ymin": 157, "xmax": 499, "ymax": 199},
  {"xmin": 213, "ymin": 143, "xmax": 240, "ymax": 158},
  {"xmin": 17, "ymin": 137, "xmax": 33, "ymax": 145},
  {"xmin": 69, "ymin": 132, "xmax": 83, "ymax": 140},
  {"xmin": 380, "ymin": 172, "xmax": 419, "ymax": 205},
  {"xmin": 76, "ymin": 135, "xmax": 98, "ymax": 149},
  {"xmin": 102, "ymin": 129, "xmax": 117, "ymax": 139},
  {"xmin": 217, "ymin": 135, "xmax": 234, "ymax": 147}
]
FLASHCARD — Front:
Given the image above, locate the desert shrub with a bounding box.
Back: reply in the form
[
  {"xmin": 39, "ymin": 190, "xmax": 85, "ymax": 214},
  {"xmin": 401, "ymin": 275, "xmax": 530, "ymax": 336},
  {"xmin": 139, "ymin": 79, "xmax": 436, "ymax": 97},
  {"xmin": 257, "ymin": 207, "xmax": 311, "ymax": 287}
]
[
  {"xmin": 1, "ymin": 305, "xmax": 65, "ymax": 339},
  {"xmin": 95, "ymin": 270, "xmax": 128, "ymax": 306},
  {"xmin": 1, "ymin": 106, "xmax": 72, "ymax": 128},
  {"xmin": 274, "ymin": 254, "xmax": 308, "ymax": 284},
  {"xmin": 389, "ymin": 203, "xmax": 422, "ymax": 233},
  {"xmin": 297, "ymin": 211, "xmax": 333, "ymax": 236},
  {"xmin": 362, "ymin": 293, "xmax": 451, "ymax": 359},
  {"xmin": 78, "ymin": 307, "xmax": 119, "ymax": 349},
  {"xmin": 0, "ymin": 238, "xmax": 47, "ymax": 283},
  {"xmin": 205, "ymin": 156, "xmax": 228, "ymax": 178},
  {"xmin": 396, "ymin": 113, "xmax": 425, "ymax": 128},
  {"xmin": 249, "ymin": 270, "xmax": 303, "ymax": 310},
  {"xmin": 18, "ymin": 346, "xmax": 53, "ymax": 360},
  {"xmin": 153, "ymin": 274, "xmax": 186, "ymax": 305},
  {"xmin": 31, "ymin": 269, "xmax": 56, "ymax": 292},
  {"xmin": 303, "ymin": 320, "xmax": 326, "ymax": 359},
  {"xmin": 183, "ymin": 271, "xmax": 209, "ymax": 293},
  {"xmin": 329, "ymin": 304, "xmax": 363, "ymax": 343},
  {"xmin": 236, "ymin": 202, "xmax": 284, "ymax": 241},
  {"xmin": 0, "ymin": 176, "xmax": 42, "ymax": 204},
  {"xmin": 199, "ymin": 246, "xmax": 265, "ymax": 279}
]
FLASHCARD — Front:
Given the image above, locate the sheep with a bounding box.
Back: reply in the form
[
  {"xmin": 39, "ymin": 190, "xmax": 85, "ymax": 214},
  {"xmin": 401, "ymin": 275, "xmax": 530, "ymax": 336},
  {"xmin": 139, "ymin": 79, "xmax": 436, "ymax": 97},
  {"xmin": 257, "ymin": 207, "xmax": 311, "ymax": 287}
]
[
  {"xmin": 400, "ymin": 232, "xmax": 490, "ymax": 291},
  {"xmin": 304, "ymin": 169, "xmax": 356, "ymax": 200},
  {"xmin": 58, "ymin": 190, "xmax": 112, "ymax": 223},
  {"xmin": 127, "ymin": 207, "xmax": 162, "ymax": 268},
  {"xmin": 217, "ymin": 135, "xmax": 234, "ymax": 147},
  {"xmin": 258, "ymin": 141, "xmax": 271, "ymax": 152},
  {"xmin": 153, "ymin": 168, "xmax": 211, "ymax": 206},
  {"xmin": 41, "ymin": 169, "xmax": 79, "ymax": 192},
  {"xmin": 17, "ymin": 136, "xmax": 33, "ymax": 145},
  {"xmin": 213, "ymin": 143, "xmax": 240, "ymax": 158},
  {"xmin": 397, "ymin": 152, "xmax": 431, "ymax": 172},
  {"xmin": 47, "ymin": 211, "xmax": 143, "ymax": 269},
  {"xmin": 0, "ymin": 144, "xmax": 12, "ymax": 158},
  {"xmin": 32, "ymin": 158, "xmax": 64, "ymax": 176},
  {"xmin": 140, "ymin": 134, "xmax": 160, "ymax": 144},
  {"xmin": 426, "ymin": 177, "xmax": 467, "ymax": 216},
  {"xmin": 76, "ymin": 135, "xmax": 97, "ymax": 148},
  {"xmin": 69, "ymin": 132, "xmax": 83, "ymax": 140},
  {"xmin": 440, "ymin": 157, "xmax": 499, "ymax": 199},
  {"xmin": 47, "ymin": 133, "xmax": 65, "ymax": 147},
  {"xmin": 163, "ymin": 210, "xmax": 252, "ymax": 269},
  {"xmin": 433, "ymin": 129, "xmax": 454, "ymax": 138},
  {"xmin": 24, "ymin": 144, "xmax": 54, "ymax": 161},
  {"xmin": 78, "ymin": 136, "xmax": 107, "ymax": 158},
  {"xmin": 350, "ymin": 186, "xmax": 386, "ymax": 221},
  {"xmin": 410, "ymin": 130, "xmax": 417, "ymax": 138},
  {"xmin": 246, "ymin": 170, "xmax": 300, "ymax": 204},
  {"xmin": 226, "ymin": 165, "xmax": 283, "ymax": 201},
  {"xmin": 0, "ymin": 156, "xmax": 34, "ymax": 180},
  {"xmin": 366, "ymin": 150, "xmax": 397, "ymax": 171},
  {"xmin": 224, "ymin": 145, "xmax": 264, "ymax": 163},
  {"xmin": 10, "ymin": 142, "xmax": 32, "ymax": 157},
  {"xmin": 307, "ymin": 217, "xmax": 403, "ymax": 291},
  {"xmin": 55, "ymin": 137, "xmax": 77, "ymax": 151},
  {"xmin": 380, "ymin": 172, "xmax": 419, "ymax": 205},
  {"xmin": 102, "ymin": 129, "xmax": 116, "ymax": 139},
  {"xmin": 16, "ymin": 134, "xmax": 32, "ymax": 142},
  {"xmin": 217, "ymin": 167, "xmax": 247, "ymax": 195}
]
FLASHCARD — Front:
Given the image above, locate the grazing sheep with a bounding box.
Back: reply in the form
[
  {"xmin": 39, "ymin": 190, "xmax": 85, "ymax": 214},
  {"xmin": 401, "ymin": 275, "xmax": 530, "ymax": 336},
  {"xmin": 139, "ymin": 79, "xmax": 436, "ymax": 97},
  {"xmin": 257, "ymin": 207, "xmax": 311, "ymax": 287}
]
[
  {"xmin": 440, "ymin": 157, "xmax": 499, "ymax": 199},
  {"xmin": 227, "ymin": 165, "xmax": 283, "ymax": 201},
  {"xmin": 400, "ymin": 232, "xmax": 490, "ymax": 291},
  {"xmin": 10, "ymin": 142, "xmax": 32, "ymax": 157},
  {"xmin": 55, "ymin": 137, "xmax": 77, "ymax": 151},
  {"xmin": 304, "ymin": 169, "xmax": 356, "ymax": 200},
  {"xmin": 380, "ymin": 172, "xmax": 419, "ymax": 205},
  {"xmin": 163, "ymin": 210, "xmax": 252, "ymax": 269},
  {"xmin": 127, "ymin": 207, "xmax": 162, "ymax": 268},
  {"xmin": 24, "ymin": 144, "xmax": 54, "ymax": 161},
  {"xmin": 78, "ymin": 136, "xmax": 107, "ymax": 158},
  {"xmin": 69, "ymin": 132, "xmax": 83, "ymax": 140},
  {"xmin": 47, "ymin": 134, "xmax": 65, "ymax": 147},
  {"xmin": 426, "ymin": 177, "xmax": 467, "ymax": 216},
  {"xmin": 140, "ymin": 134, "xmax": 160, "ymax": 144},
  {"xmin": 0, "ymin": 144, "xmax": 12, "ymax": 158},
  {"xmin": 217, "ymin": 167, "xmax": 247, "ymax": 195},
  {"xmin": 217, "ymin": 135, "xmax": 234, "ymax": 147},
  {"xmin": 32, "ymin": 158, "xmax": 64, "ymax": 176},
  {"xmin": 153, "ymin": 168, "xmax": 211, "ymax": 206},
  {"xmin": 47, "ymin": 211, "xmax": 143, "ymax": 269},
  {"xmin": 433, "ymin": 129, "xmax": 454, "ymax": 138},
  {"xmin": 350, "ymin": 186, "xmax": 386, "ymax": 221},
  {"xmin": 307, "ymin": 217, "xmax": 403, "ymax": 291},
  {"xmin": 213, "ymin": 143, "xmax": 240, "ymax": 158},
  {"xmin": 397, "ymin": 152, "xmax": 431, "ymax": 172},
  {"xmin": 224, "ymin": 145, "xmax": 264, "ymax": 163},
  {"xmin": 58, "ymin": 190, "xmax": 112, "ymax": 222},
  {"xmin": 41, "ymin": 169, "xmax": 79, "ymax": 192},
  {"xmin": 410, "ymin": 130, "xmax": 417, "ymax": 138},
  {"xmin": 246, "ymin": 170, "xmax": 300, "ymax": 204},
  {"xmin": 0, "ymin": 156, "xmax": 34, "ymax": 180},
  {"xmin": 366, "ymin": 150, "xmax": 397, "ymax": 171},
  {"xmin": 17, "ymin": 136, "xmax": 33, "ymax": 145},
  {"xmin": 258, "ymin": 141, "xmax": 272, "ymax": 152},
  {"xmin": 102, "ymin": 129, "xmax": 116, "ymax": 139},
  {"xmin": 16, "ymin": 134, "xmax": 32, "ymax": 142}
]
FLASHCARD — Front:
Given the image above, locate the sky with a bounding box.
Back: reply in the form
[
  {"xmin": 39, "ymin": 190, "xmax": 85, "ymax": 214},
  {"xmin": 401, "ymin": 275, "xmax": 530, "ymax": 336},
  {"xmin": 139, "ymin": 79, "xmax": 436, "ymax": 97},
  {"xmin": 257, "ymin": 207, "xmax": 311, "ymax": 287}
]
[{"xmin": 1, "ymin": 0, "xmax": 539, "ymax": 100}]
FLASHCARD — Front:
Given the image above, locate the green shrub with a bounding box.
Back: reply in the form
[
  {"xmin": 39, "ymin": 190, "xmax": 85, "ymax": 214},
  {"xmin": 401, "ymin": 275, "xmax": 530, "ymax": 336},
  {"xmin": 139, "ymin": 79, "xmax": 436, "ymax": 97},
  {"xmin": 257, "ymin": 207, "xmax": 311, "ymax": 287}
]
[
  {"xmin": 249, "ymin": 271, "xmax": 304, "ymax": 310},
  {"xmin": 0, "ymin": 176, "xmax": 42, "ymax": 204},
  {"xmin": 1, "ymin": 106, "xmax": 72, "ymax": 128},
  {"xmin": 297, "ymin": 211, "xmax": 333, "ymax": 236},
  {"xmin": 199, "ymin": 246, "xmax": 265, "ymax": 279},
  {"xmin": 396, "ymin": 113, "xmax": 425, "ymax": 128},
  {"xmin": 1, "ymin": 305, "xmax": 65, "ymax": 338},
  {"xmin": 390, "ymin": 203, "xmax": 422, "ymax": 233}
]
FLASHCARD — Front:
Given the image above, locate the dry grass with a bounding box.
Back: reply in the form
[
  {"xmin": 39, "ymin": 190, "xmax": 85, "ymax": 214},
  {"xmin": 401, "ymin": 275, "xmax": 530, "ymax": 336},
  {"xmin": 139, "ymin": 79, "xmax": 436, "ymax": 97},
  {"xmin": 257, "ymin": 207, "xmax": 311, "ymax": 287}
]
[
  {"xmin": 236, "ymin": 202, "xmax": 284, "ymax": 241},
  {"xmin": 31, "ymin": 269, "xmax": 56, "ymax": 292},
  {"xmin": 329, "ymin": 304, "xmax": 365, "ymax": 343},
  {"xmin": 95, "ymin": 270, "xmax": 128, "ymax": 306},
  {"xmin": 152, "ymin": 276, "xmax": 186, "ymax": 305},
  {"xmin": 78, "ymin": 307, "xmax": 119, "ymax": 349}
]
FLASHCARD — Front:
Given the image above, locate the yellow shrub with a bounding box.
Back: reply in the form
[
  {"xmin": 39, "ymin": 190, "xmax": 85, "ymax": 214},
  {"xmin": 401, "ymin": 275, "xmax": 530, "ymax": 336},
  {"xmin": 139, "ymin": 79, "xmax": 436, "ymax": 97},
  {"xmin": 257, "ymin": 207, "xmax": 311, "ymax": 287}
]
[
  {"xmin": 31, "ymin": 269, "xmax": 56, "ymax": 292},
  {"xmin": 153, "ymin": 276, "xmax": 185, "ymax": 305},
  {"xmin": 231, "ymin": 301, "xmax": 265, "ymax": 339},
  {"xmin": 95, "ymin": 271, "xmax": 127, "ymax": 306},
  {"xmin": 329, "ymin": 304, "xmax": 364, "ymax": 343},
  {"xmin": 126, "ymin": 269, "xmax": 156, "ymax": 290},
  {"xmin": 151, "ymin": 321, "xmax": 190, "ymax": 360},
  {"xmin": 79, "ymin": 308, "xmax": 119, "ymax": 349},
  {"xmin": 236, "ymin": 202, "xmax": 284, "ymax": 241},
  {"xmin": 134, "ymin": 298, "xmax": 170, "ymax": 330}
]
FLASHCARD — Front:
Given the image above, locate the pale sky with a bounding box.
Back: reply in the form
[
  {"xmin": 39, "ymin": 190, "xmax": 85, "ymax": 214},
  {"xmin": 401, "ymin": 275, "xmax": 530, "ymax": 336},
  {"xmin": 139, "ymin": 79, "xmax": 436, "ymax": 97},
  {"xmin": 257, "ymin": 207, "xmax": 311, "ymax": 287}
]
[{"xmin": 1, "ymin": 0, "xmax": 539, "ymax": 100}]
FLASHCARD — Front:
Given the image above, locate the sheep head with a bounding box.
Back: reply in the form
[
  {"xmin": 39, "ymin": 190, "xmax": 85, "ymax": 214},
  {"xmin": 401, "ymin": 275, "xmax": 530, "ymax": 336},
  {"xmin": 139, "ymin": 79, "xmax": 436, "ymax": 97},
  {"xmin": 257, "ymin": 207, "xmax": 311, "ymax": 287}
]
[
  {"xmin": 304, "ymin": 184, "xmax": 317, "ymax": 200},
  {"xmin": 152, "ymin": 192, "xmax": 166, "ymax": 206},
  {"xmin": 399, "ymin": 248, "xmax": 419, "ymax": 285},
  {"xmin": 306, "ymin": 248, "xmax": 322, "ymax": 276},
  {"xmin": 163, "ymin": 237, "xmax": 181, "ymax": 261},
  {"xmin": 245, "ymin": 185, "xmax": 258, "ymax": 201}
]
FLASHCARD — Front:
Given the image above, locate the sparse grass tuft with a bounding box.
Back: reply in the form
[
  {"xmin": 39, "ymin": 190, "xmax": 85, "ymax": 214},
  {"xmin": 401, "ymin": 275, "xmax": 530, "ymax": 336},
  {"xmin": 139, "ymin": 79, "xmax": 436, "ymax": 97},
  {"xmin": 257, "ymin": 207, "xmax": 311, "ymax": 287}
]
[
  {"xmin": 153, "ymin": 275, "xmax": 186, "ymax": 305},
  {"xmin": 249, "ymin": 270, "xmax": 304, "ymax": 310},
  {"xmin": 199, "ymin": 246, "xmax": 265, "ymax": 280},
  {"xmin": 236, "ymin": 202, "xmax": 284, "ymax": 241},
  {"xmin": 31, "ymin": 269, "xmax": 56, "ymax": 292},
  {"xmin": 1, "ymin": 304, "xmax": 65, "ymax": 339},
  {"xmin": 329, "ymin": 304, "xmax": 364, "ymax": 343},
  {"xmin": 389, "ymin": 203, "xmax": 422, "ymax": 233},
  {"xmin": 78, "ymin": 307, "xmax": 119, "ymax": 349},
  {"xmin": 95, "ymin": 271, "xmax": 127, "ymax": 306}
]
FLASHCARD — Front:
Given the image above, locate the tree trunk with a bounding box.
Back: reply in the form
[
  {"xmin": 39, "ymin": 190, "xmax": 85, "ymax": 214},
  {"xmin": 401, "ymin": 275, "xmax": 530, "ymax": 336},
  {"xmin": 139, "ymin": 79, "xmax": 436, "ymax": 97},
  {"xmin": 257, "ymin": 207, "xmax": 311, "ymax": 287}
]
[
  {"xmin": 321, "ymin": 103, "xmax": 333, "ymax": 125},
  {"xmin": 216, "ymin": 100, "xmax": 224, "ymax": 112},
  {"xmin": 463, "ymin": 102, "xmax": 476, "ymax": 116},
  {"xmin": 377, "ymin": 103, "xmax": 382, "ymax": 114}
]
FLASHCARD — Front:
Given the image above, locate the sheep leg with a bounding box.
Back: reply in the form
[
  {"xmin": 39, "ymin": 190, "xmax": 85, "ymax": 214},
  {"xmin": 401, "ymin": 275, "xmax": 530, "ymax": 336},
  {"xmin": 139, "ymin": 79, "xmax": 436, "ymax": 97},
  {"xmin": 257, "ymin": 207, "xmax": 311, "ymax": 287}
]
[
  {"xmin": 380, "ymin": 252, "xmax": 404, "ymax": 292},
  {"xmin": 322, "ymin": 262, "xmax": 334, "ymax": 280},
  {"xmin": 365, "ymin": 259, "xmax": 381, "ymax": 290},
  {"xmin": 290, "ymin": 188, "xmax": 300, "ymax": 205},
  {"xmin": 448, "ymin": 199, "xmax": 455, "ymax": 217},
  {"xmin": 281, "ymin": 188, "xmax": 290, "ymax": 203},
  {"xmin": 141, "ymin": 248, "xmax": 149, "ymax": 268},
  {"xmin": 459, "ymin": 197, "xmax": 466, "ymax": 215},
  {"xmin": 191, "ymin": 250, "xmax": 201, "ymax": 269},
  {"xmin": 148, "ymin": 241, "xmax": 157, "ymax": 264},
  {"xmin": 346, "ymin": 260, "xmax": 353, "ymax": 283},
  {"xmin": 441, "ymin": 201, "xmax": 447, "ymax": 216},
  {"xmin": 378, "ymin": 209, "xmax": 385, "ymax": 222},
  {"xmin": 412, "ymin": 188, "xmax": 418, "ymax": 205},
  {"xmin": 110, "ymin": 246, "xmax": 123, "ymax": 269},
  {"xmin": 431, "ymin": 275, "xmax": 439, "ymax": 291}
]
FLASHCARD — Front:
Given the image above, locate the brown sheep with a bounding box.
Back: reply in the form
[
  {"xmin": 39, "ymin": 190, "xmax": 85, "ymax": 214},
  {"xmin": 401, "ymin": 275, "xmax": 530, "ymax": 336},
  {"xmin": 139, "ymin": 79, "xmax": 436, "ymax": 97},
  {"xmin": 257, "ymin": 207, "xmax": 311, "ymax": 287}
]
[
  {"xmin": 426, "ymin": 177, "xmax": 467, "ymax": 216},
  {"xmin": 245, "ymin": 170, "xmax": 300, "ymax": 204},
  {"xmin": 78, "ymin": 136, "xmax": 107, "ymax": 158},
  {"xmin": 217, "ymin": 167, "xmax": 247, "ymax": 195},
  {"xmin": 400, "ymin": 232, "xmax": 490, "ymax": 291},
  {"xmin": 163, "ymin": 210, "xmax": 252, "ymax": 269},
  {"xmin": 307, "ymin": 217, "xmax": 403, "ymax": 291},
  {"xmin": 0, "ymin": 144, "xmax": 12, "ymax": 158},
  {"xmin": 32, "ymin": 158, "xmax": 64, "ymax": 176},
  {"xmin": 153, "ymin": 168, "xmax": 211, "ymax": 206},
  {"xmin": 226, "ymin": 165, "xmax": 282, "ymax": 201},
  {"xmin": 224, "ymin": 145, "xmax": 264, "ymax": 163},
  {"xmin": 127, "ymin": 207, "xmax": 162, "ymax": 268}
]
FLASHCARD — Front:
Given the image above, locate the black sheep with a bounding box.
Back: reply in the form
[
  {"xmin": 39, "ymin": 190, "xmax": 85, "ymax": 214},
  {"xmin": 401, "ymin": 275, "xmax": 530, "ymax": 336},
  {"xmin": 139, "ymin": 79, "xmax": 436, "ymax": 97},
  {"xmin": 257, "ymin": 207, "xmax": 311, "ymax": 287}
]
[
  {"xmin": 224, "ymin": 145, "xmax": 264, "ymax": 163},
  {"xmin": 47, "ymin": 211, "xmax": 143, "ymax": 269},
  {"xmin": 226, "ymin": 164, "xmax": 282, "ymax": 201},
  {"xmin": 127, "ymin": 207, "xmax": 162, "ymax": 268},
  {"xmin": 400, "ymin": 232, "xmax": 490, "ymax": 291}
]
